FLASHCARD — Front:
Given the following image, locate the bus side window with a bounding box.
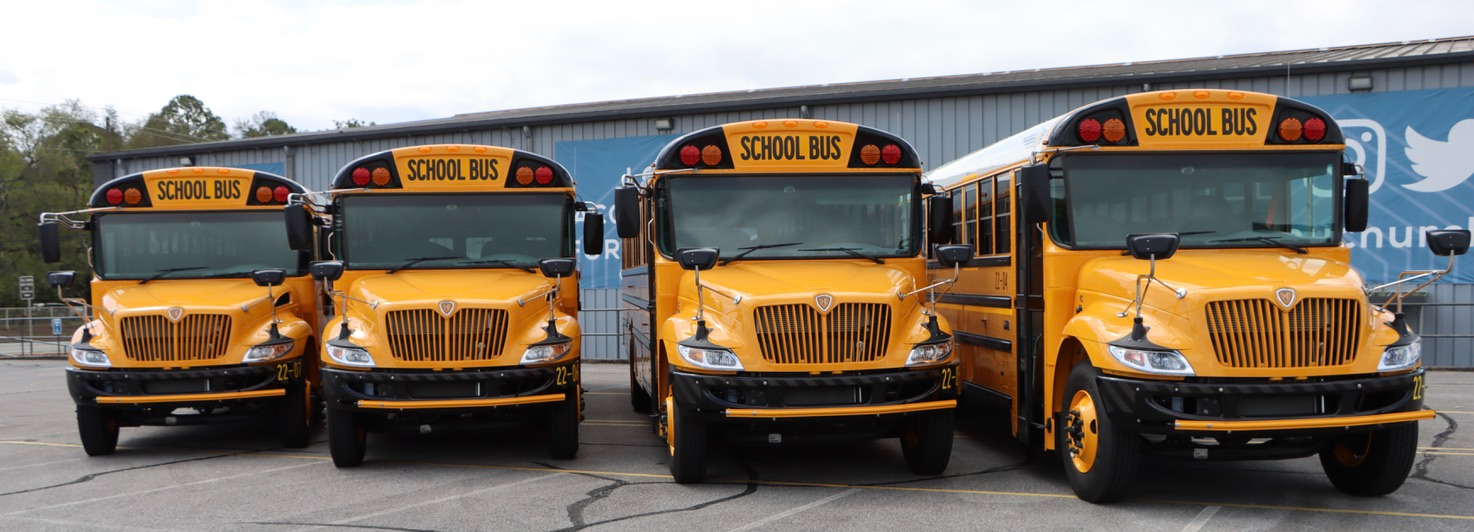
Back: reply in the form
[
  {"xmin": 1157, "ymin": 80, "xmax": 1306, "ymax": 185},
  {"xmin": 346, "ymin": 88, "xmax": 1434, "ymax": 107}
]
[
  {"xmin": 995, "ymin": 174, "xmax": 1012, "ymax": 254},
  {"xmin": 978, "ymin": 178, "xmax": 994, "ymax": 255},
  {"xmin": 962, "ymin": 183, "xmax": 977, "ymax": 247}
]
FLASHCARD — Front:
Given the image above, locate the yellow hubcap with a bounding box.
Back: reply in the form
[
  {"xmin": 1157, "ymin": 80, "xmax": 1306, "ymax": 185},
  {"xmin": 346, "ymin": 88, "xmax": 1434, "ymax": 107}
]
[
  {"xmin": 1066, "ymin": 390, "xmax": 1100, "ymax": 473},
  {"xmin": 1331, "ymin": 433, "xmax": 1373, "ymax": 467},
  {"xmin": 665, "ymin": 396, "xmax": 676, "ymax": 456}
]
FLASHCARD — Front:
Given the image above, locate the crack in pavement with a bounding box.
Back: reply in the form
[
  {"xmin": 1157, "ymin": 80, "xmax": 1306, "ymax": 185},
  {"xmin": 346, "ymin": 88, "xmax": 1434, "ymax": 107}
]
[
  {"xmin": 1411, "ymin": 412, "xmax": 1473, "ymax": 491},
  {"xmin": 246, "ymin": 522, "xmax": 438, "ymax": 532},
  {"xmin": 0, "ymin": 442, "xmax": 301, "ymax": 498},
  {"xmin": 544, "ymin": 454, "xmax": 761, "ymax": 532}
]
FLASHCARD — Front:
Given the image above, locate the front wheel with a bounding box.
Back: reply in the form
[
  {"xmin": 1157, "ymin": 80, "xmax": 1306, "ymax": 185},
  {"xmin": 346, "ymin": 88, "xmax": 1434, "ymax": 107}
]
[
  {"xmin": 1058, "ymin": 362, "xmax": 1139, "ymax": 503},
  {"xmin": 327, "ymin": 408, "xmax": 366, "ymax": 468},
  {"xmin": 548, "ymin": 386, "xmax": 580, "ymax": 459},
  {"xmin": 1319, "ymin": 423, "xmax": 1418, "ymax": 496},
  {"xmin": 77, "ymin": 406, "xmax": 119, "ymax": 456},
  {"xmin": 900, "ymin": 409, "xmax": 954, "ymax": 475},
  {"xmin": 668, "ymin": 397, "xmax": 708, "ymax": 484}
]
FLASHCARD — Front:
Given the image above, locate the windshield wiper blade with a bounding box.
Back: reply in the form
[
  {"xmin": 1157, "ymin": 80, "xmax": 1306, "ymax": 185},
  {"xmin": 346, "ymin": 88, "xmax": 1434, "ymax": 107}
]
[
  {"xmin": 798, "ymin": 247, "xmax": 885, "ymax": 264},
  {"xmin": 1209, "ymin": 236, "xmax": 1308, "ymax": 254},
  {"xmin": 719, "ymin": 242, "xmax": 803, "ymax": 265},
  {"xmin": 457, "ymin": 258, "xmax": 534, "ymax": 273},
  {"xmin": 139, "ymin": 266, "xmax": 208, "ymax": 285},
  {"xmin": 387, "ymin": 255, "xmax": 463, "ymax": 274}
]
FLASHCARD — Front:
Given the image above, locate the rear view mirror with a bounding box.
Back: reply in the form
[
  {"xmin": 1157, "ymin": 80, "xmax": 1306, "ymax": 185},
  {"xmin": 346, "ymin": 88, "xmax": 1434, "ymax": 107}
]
[
  {"xmin": 1020, "ymin": 164, "xmax": 1051, "ymax": 224},
  {"xmin": 615, "ymin": 187, "xmax": 641, "ymax": 238},
  {"xmin": 252, "ymin": 269, "xmax": 287, "ymax": 287},
  {"xmin": 927, "ymin": 194, "xmax": 954, "ymax": 246},
  {"xmin": 677, "ymin": 248, "xmax": 720, "ymax": 271},
  {"xmin": 47, "ymin": 270, "xmax": 76, "ymax": 289},
  {"xmin": 39, "ymin": 222, "xmax": 61, "ymax": 263},
  {"xmin": 311, "ymin": 261, "xmax": 344, "ymax": 282},
  {"xmin": 1427, "ymin": 229, "xmax": 1471, "ymax": 257},
  {"xmin": 1126, "ymin": 233, "xmax": 1180, "ymax": 261},
  {"xmin": 286, "ymin": 205, "xmax": 314, "ymax": 251},
  {"xmin": 539, "ymin": 258, "xmax": 577, "ymax": 278},
  {"xmin": 935, "ymin": 245, "xmax": 974, "ymax": 268},
  {"xmin": 1344, "ymin": 179, "xmax": 1369, "ymax": 233},
  {"xmin": 583, "ymin": 213, "xmax": 605, "ymax": 256}
]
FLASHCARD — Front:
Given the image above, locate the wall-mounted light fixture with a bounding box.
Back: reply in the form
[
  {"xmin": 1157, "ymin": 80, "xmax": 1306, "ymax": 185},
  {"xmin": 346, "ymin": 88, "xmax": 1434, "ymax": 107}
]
[
  {"xmin": 179, "ymin": 156, "xmax": 194, "ymax": 166},
  {"xmin": 654, "ymin": 118, "xmax": 673, "ymax": 131},
  {"xmin": 1348, "ymin": 75, "xmax": 1373, "ymax": 92}
]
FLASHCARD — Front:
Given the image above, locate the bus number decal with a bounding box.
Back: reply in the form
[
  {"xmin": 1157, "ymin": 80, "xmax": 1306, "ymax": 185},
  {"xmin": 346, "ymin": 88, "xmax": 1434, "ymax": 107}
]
[
  {"xmin": 994, "ymin": 271, "xmax": 1009, "ymax": 290},
  {"xmin": 555, "ymin": 365, "xmax": 579, "ymax": 386},
  {"xmin": 1413, "ymin": 374, "xmax": 1425, "ymax": 401},
  {"xmin": 1142, "ymin": 107, "xmax": 1257, "ymax": 137},
  {"xmin": 738, "ymin": 135, "xmax": 842, "ymax": 161},
  {"xmin": 276, "ymin": 360, "xmax": 302, "ymax": 382},
  {"xmin": 940, "ymin": 367, "xmax": 958, "ymax": 391}
]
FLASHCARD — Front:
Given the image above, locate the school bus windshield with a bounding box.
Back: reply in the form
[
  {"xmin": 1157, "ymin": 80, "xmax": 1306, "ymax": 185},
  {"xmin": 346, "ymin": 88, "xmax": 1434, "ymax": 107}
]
[
  {"xmin": 663, "ymin": 174, "xmax": 919, "ymax": 260},
  {"xmin": 94, "ymin": 211, "xmax": 302, "ymax": 280},
  {"xmin": 340, "ymin": 193, "xmax": 568, "ymax": 270},
  {"xmin": 1053, "ymin": 152, "xmax": 1342, "ymax": 249}
]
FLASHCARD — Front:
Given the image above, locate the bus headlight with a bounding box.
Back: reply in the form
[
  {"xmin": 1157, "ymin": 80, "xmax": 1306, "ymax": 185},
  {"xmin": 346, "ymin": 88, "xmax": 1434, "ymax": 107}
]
[
  {"xmin": 906, "ymin": 339, "xmax": 954, "ymax": 366},
  {"xmin": 244, "ymin": 340, "xmax": 295, "ymax": 363},
  {"xmin": 521, "ymin": 341, "xmax": 573, "ymax": 365},
  {"xmin": 1108, "ymin": 345, "xmax": 1195, "ymax": 376},
  {"xmin": 1378, "ymin": 339, "xmax": 1422, "ymax": 371},
  {"xmin": 326, "ymin": 342, "xmax": 375, "ymax": 368},
  {"xmin": 70, "ymin": 345, "xmax": 110, "ymax": 368},
  {"xmin": 677, "ymin": 344, "xmax": 744, "ymax": 371}
]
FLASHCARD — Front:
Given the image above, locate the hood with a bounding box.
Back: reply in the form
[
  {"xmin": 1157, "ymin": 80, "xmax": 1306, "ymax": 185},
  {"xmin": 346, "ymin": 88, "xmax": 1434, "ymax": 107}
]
[
  {"xmin": 1080, "ymin": 250, "xmax": 1364, "ymax": 309},
  {"xmin": 350, "ymin": 269, "xmax": 551, "ymax": 306},
  {"xmin": 695, "ymin": 261, "xmax": 916, "ymax": 299},
  {"xmin": 100, "ymin": 278, "xmax": 271, "ymax": 315}
]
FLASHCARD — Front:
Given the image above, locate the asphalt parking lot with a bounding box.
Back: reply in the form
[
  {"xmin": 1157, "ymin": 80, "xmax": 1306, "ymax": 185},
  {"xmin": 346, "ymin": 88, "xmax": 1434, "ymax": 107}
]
[{"xmin": 1, "ymin": 359, "xmax": 1472, "ymax": 531}]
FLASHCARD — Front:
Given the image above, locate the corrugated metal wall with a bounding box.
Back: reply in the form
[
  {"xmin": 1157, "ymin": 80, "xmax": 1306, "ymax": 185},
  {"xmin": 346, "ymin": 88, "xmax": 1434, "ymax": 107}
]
[{"xmin": 99, "ymin": 63, "xmax": 1474, "ymax": 366}]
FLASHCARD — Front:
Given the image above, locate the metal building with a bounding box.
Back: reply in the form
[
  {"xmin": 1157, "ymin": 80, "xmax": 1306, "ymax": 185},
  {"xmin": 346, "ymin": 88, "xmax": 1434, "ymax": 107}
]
[{"xmin": 88, "ymin": 36, "xmax": 1474, "ymax": 366}]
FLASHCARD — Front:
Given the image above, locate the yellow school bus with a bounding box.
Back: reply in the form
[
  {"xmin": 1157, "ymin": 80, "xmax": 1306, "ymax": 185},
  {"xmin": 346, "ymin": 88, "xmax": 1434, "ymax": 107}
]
[
  {"xmin": 615, "ymin": 119, "xmax": 974, "ymax": 482},
  {"xmin": 37, "ymin": 167, "xmax": 320, "ymax": 455},
  {"xmin": 288, "ymin": 144, "xmax": 604, "ymax": 467},
  {"xmin": 926, "ymin": 89, "xmax": 1470, "ymax": 502}
]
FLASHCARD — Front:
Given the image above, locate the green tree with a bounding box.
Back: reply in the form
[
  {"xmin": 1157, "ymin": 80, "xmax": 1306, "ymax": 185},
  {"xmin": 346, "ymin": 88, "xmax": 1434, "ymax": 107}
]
[
  {"xmin": 235, "ymin": 111, "xmax": 297, "ymax": 138},
  {"xmin": 333, "ymin": 118, "xmax": 376, "ymax": 129},
  {"xmin": 124, "ymin": 94, "xmax": 229, "ymax": 149}
]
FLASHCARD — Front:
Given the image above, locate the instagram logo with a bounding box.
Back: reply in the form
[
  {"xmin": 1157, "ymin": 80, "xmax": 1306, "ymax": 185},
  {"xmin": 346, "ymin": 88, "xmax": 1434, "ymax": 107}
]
[{"xmin": 1340, "ymin": 119, "xmax": 1387, "ymax": 194}]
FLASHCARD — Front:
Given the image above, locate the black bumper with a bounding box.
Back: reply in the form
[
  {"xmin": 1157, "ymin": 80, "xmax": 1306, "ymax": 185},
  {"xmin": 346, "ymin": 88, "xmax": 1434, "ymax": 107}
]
[
  {"xmin": 671, "ymin": 363, "xmax": 958, "ymax": 417},
  {"xmin": 1094, "ymin": 369, "xmax": 1427, "ymax": 437},
  {"xmin": 67, "ymin": 359, "xmax": 304, "ymax": 406},
  {"xmin": 321, "ymin": 361, "xmax": 577, "ymax": 413}
]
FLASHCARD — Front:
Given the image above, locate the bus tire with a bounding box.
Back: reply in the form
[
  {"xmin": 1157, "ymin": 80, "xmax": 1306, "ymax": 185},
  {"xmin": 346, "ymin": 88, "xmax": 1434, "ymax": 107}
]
[
  {"xmin": 77, "ymin": 406, "xmax": 119, "ymax": 456},
  {"xmin": 1319, "ymin": 422, "xmax": 1418, "ymax": 496},
  {"xmin": 327, "ymin": 408, "xmax": 366, "ymax": 468},
  {"xmin": 548, "ymin": 386, "xmax": 580, "ymax": 459},
  {"xmin": 668, "ymin": 398, "xmax": 708, "ymax": 484},
  {"xmin": 278, "ymin": 381, "xmax": 310, "ymax": 449},
  {"xmin": 1059, "ymin": 362, "xmax": 1139, "ymax": 503},
  {"xmin": 900, "ymin": 408, "xmax": 954, "ymax": 475},
  {"xmin": 630, "ymin": 342, "xmax": 652, "ymax": 414}
]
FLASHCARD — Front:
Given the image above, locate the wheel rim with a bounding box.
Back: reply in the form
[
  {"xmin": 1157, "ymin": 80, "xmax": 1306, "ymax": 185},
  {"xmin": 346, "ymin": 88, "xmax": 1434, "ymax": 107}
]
[
  {"xmin": 1330, "ymin": 433, "xmax": 1373, "ymax": 467},
  {"xmin": 1065, "ymin": 389, "xmax": 1100, "ymax": 473}
]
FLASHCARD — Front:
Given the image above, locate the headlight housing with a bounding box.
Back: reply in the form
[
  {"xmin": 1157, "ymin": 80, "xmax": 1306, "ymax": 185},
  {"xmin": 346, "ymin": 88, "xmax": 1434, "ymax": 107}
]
[
  {"xmin": 521, "ymin": 341, "xmax": 573, "ymax": 365},
  {"xmin": 243, "ymin": 339, "xmax": 295, "ymax": 363},
  {"xmin": 1378, "ymin": 339, "xmax": 1422, "ymax": 372},
  {"xmin": 326, "ymin": 341, "xmax": 375, "ymax": 368},
  {"xmin": 70, "ymin": 345, "xmax": 110, "ymax": 368},
  {"xmin": 906, "ymin": 339, "xmax": 954, "ymax": 366},
  {"xmin": 677, "ymin": 343, "xmax": 744, "ymax": 371},
  {"xmin": 1107, "ymin": 345, "xmax": 1195, "ymax": 376}
]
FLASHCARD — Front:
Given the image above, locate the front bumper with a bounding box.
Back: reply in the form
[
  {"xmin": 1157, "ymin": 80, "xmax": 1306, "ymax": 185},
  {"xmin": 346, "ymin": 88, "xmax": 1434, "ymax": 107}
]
[
  {"xmin": 1094, "ymin": 368, "xmax": 1431, "ymax": 438},
  {"xmin": 66, "ymin": 359, "xmax": 305, "ymax": 425},
  {"xmin": 321, "ymin": 360, "xmax": 577, "ymax": 413}
]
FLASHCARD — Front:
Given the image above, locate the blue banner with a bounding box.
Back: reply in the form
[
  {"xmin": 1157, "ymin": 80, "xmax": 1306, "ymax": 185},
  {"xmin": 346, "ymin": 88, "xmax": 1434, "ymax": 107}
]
[
  {"xmin": 557, "ymin": 134, "xmax": 678, "ymax": 289},
  {"xmin": 1304, "ymin": 88, "xmax": 1474, "ymax": 285}
]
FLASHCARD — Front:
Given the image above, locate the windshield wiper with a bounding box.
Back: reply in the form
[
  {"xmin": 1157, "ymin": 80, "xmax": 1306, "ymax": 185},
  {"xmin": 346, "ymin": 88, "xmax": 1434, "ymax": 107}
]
[
  {"xmin": 138, "ymin": 266, "xmax": 208, "ymax": 285},
  {"xmin": 457, "ymin": 258, "xmax": 534, "ymax": 273},
  {"xmin": 798, "ymin": 247, "xmax": 885, "ymax": 264},
  {"xmin": 387, "ymin": 255, "xmax": 462, "ymax": 274},
  {"xmin": 719, "ymin": 242, "xmax": 803, "ymax": 265},
  {"xmin": 1209, "ymin": 236, "xmax": 1308, "ymax": 254}
]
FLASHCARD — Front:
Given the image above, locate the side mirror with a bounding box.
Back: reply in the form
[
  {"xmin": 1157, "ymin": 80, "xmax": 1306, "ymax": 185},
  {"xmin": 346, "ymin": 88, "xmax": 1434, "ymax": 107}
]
[
  {"xmin": 1344, "ymin": 179, "xmax": 1369, "ymax": 233},
  {"xmin": 935, "ymin": 245, "xmax": 974, "ymax": 268},
  {"xmin": 677, "ymin": 247, "xmax": 720, "ymax": 271},
  {"xmin": 39, "ymin": 222, "xmax": 62, "ymax": 263},
  {"xmin": 927, "ymin": 194, "xmax": 954, "ymax": 246},
  {"xmin": 311, "ymin": 261, "xmax": 344, "ymax": 282},
  {"xmin": 539, "ymin": 258, "xmax": 577, "ymax": 278},
  {"xmin": 47, "ymin": 270, "xmax": 76, "ymax": 289},
  {"xmin": 1126, "ymin": 233, "xmax": 1180, "ymax": 261},
  {"xmin": 1427, "ymin": 229, "xmax": 1471, "ymax": 257},
  {"xmin": 251, "ymin": 269, "xmax": 287, "ymax": 287},
  {"xmin": 614, "ymin": 187, "xmax": 641, "ymax": 238},
  {"xmin": 583, "ymin": 212, "xmax": 605, "ymax": 256},
  {"xmin": 285, "ymin": 205, "xmax": 314, "ymax": 252},
  {"xmin": 1020, "ymin": 164, "xmax": 1051, "ymax": 224}
]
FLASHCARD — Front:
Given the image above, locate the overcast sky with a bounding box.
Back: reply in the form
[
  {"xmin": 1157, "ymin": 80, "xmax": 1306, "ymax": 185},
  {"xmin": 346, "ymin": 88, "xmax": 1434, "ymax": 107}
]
[{"xmin": 3, "ymin": 0, "xmax": 1472, "ymax": 134}]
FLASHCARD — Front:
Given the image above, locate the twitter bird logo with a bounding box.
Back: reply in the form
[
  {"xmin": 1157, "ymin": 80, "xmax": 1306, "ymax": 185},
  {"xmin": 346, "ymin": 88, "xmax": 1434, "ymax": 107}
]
[{"xmin": 1404, "ymin": 119, "xmax": 1474, "ymax": 193}]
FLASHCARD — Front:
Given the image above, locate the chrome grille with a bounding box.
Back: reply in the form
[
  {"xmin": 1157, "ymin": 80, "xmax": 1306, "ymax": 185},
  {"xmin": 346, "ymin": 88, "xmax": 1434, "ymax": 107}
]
[
  {"xmin": 754, "ymin": 303, "xmax": 891, "ymax": 364},
  {"xmin": 119, "ymin": 314, "xmax": 232, "ymax": 362},
  {"xmin": 1205, "ymin": 298, "xmax": 1361, "ymax": 368},
  {"xmin": 385, "ymin": 308, "xmax": 508, "ymax": 362}
]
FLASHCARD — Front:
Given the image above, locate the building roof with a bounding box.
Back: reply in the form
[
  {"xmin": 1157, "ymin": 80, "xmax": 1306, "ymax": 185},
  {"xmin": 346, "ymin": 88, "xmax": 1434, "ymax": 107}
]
[{"xmin": 90, "ymin": 36, "xmax": 1474, "ymax": 161}]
